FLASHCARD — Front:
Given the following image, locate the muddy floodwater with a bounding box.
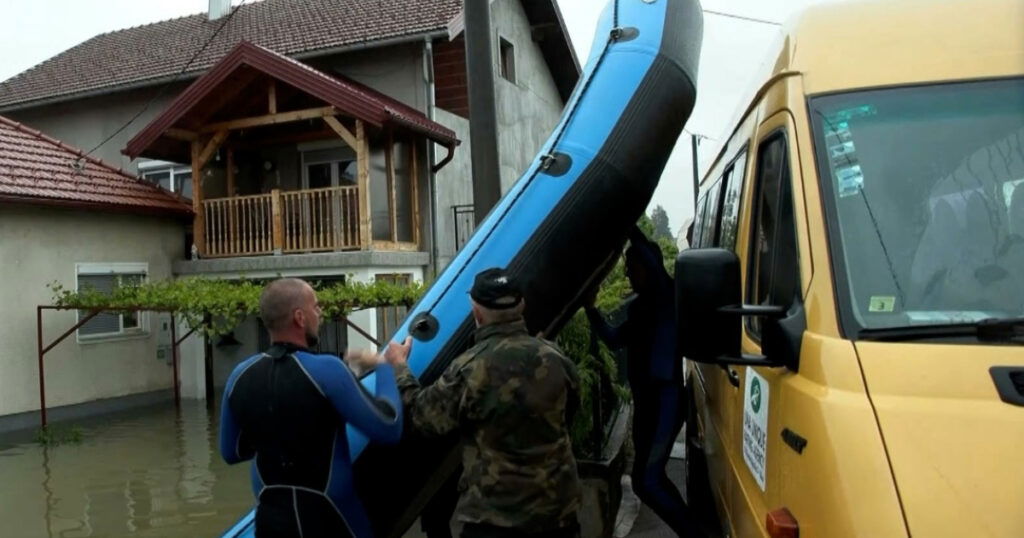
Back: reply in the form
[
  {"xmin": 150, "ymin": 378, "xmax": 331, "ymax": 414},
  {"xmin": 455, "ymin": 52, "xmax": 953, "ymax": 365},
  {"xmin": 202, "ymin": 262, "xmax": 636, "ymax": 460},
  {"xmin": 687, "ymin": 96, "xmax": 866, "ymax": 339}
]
[{"xmin": 0, "ymin": 401, "xmax": 252, "ymax": 537}]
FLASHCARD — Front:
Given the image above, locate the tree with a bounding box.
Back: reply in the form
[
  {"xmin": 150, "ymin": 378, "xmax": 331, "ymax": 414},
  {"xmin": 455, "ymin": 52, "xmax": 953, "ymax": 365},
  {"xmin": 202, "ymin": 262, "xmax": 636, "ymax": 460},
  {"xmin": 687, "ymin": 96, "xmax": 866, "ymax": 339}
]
[{"xmin": 650, "ymin": 205, "xmax": 673, "ymax": 242}]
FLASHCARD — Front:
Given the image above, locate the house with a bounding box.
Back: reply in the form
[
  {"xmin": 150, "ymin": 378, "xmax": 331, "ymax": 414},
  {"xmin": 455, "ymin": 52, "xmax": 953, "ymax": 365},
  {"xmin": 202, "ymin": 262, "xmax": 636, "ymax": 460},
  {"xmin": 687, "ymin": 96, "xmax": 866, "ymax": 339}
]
[
  {"xmin": 0, "ymin": 115, "xmax": 193, "ymax": 430},
  {"xmin": 0, "ymin": 0, "xmax": 579, "ymax": 410}
]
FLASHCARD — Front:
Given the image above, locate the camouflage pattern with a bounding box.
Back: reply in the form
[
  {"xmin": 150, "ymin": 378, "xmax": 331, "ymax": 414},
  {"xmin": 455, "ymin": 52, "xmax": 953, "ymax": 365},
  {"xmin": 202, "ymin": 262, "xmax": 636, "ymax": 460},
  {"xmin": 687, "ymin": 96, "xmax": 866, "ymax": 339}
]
[{"xmin": 394, "ymin": 318, "xmax": 582, "ymax": 532}]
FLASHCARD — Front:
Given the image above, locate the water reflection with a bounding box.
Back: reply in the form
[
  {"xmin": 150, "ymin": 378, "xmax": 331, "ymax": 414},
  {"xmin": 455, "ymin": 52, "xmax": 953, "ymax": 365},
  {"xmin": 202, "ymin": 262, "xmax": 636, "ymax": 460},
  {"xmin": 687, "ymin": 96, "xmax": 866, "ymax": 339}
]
[{"xmin": 0, "ymin": 401, "xmax": 251, "ymax": 537}]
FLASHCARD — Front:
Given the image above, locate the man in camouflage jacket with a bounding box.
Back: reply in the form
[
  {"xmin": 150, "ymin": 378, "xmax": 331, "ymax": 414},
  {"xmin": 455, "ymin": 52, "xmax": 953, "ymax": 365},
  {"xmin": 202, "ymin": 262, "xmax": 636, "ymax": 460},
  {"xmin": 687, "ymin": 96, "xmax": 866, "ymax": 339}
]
[{"xmin": 386, "ymin": 267, "xmax": 582, "ymax": 538}]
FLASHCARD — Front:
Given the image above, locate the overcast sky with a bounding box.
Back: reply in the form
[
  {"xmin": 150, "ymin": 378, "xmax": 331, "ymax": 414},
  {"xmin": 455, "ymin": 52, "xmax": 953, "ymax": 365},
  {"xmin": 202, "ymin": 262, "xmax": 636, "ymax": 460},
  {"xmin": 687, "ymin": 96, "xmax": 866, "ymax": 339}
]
[{"xmin": 0, "ymin": 0, "xmax": 829, "ymax": 232}]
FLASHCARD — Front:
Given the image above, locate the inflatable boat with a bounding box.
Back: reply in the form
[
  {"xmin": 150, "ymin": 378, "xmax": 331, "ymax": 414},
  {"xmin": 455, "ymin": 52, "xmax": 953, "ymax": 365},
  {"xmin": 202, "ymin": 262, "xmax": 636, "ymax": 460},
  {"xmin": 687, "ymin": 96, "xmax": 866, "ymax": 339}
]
[{"xmin": 224, "ymin": 0, "xmax": 701, "ymax": 534}]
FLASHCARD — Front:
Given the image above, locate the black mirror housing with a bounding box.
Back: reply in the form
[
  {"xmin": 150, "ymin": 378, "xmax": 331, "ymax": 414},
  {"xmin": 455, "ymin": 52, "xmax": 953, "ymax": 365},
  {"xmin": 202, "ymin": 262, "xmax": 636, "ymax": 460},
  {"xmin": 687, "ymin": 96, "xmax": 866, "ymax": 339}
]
[{"xmin": 675, "ymin": 248, "xmax": 743, "ymax": 362}]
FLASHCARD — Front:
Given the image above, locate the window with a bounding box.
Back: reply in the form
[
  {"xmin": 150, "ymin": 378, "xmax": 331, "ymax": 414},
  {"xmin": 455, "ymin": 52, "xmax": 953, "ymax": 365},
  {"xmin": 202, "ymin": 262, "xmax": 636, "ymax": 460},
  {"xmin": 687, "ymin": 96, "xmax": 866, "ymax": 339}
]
[
  {"xmin": 140, "ymin": 162, "xmax": 192, "ymax": 199},
  {"xmin": 499, "ymin": 37, "xmax": 516, "ymax": 83},
  {"xmin": 76, "ymin": 264, "xmax": 148, "ymax": 340},
  {"xmin": 810, "ymin": 79, "xmax": 1024, "ymax": 334},
  {"xmin": 747, "ymin": 134, "xmax": 799, "ymax": 339},
  {"xmin": 693, "ymin": 194, "xmax": 710, "ymax": 247},
  {"xmin": 375, "ymin": 274, "xmax": 412, "ymax": 344},
  {"xmin": 700, "ymin": 180, "xmax": 723, "ymax": 247},
  {"xmin": 302, "ymin": 148, "xmax": 357, "ymax": 189},
  {"xmin": 719, "ymin": 150, "xmax": 749, "ymax": 251}
]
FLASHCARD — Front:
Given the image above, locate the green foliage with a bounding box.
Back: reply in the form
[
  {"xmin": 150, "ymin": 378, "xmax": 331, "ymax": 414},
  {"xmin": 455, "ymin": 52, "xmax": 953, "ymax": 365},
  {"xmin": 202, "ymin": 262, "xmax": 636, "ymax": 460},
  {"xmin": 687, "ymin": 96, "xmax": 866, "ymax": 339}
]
[
  {"xmin": 34, "ymin": 425, "xmax": 83, "ymax": 447},
  {"xmin": 650, "ymin": 204, "xmax": 674, "ymax": 243},
  {"xmin": 49, "ymin": 277, "xmax": 425, "ymax": 336}
]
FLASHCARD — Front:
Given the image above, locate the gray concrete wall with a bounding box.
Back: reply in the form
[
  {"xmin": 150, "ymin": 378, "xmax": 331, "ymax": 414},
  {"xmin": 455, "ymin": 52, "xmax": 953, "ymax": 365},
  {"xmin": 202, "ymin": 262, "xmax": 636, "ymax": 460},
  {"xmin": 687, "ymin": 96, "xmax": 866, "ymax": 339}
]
[
  {"xmin": 4, "ymin": 83, "xmax": 190, "ymax": 173},
  {"xmin": 431, "ymin": 0, "xmax": 566, "ymax": 271},
  {"xmin": 0, "ymin": 206, "xmax": 185, "ymax": 417},
  {"xmin": 433, "ymin": 109, "xmax": 473, "ymax": 272},
  {"xmin": 492, "ymin": 0, "xmax": 565, "ymax": 192}
]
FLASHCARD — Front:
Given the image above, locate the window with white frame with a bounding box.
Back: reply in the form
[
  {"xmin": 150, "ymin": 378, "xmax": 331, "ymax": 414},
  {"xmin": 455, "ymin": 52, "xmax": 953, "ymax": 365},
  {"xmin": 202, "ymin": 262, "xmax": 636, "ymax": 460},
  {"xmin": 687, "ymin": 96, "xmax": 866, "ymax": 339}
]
[
  {"xmin": 302, "ymin": 147, "xmax": 357, "ymax": 189},
  {"xmin": 139, "ymin": 160, "xmax": 193, "ymax": 199},
  {"xmin": 77, "ymin": 264, "xmax": 148, "ymax": 340}
]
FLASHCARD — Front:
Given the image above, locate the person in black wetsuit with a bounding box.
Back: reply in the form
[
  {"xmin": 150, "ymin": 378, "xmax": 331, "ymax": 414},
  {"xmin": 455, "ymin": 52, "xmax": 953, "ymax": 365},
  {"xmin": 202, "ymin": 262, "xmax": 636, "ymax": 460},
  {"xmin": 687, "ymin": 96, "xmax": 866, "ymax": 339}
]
[
  {"xmin": 584, "ymin": 228, "xmax": 706, "ymax": 537},
  {"xmin": 219, "ymin": 278, "xmax": 404, "ymax": 537}
]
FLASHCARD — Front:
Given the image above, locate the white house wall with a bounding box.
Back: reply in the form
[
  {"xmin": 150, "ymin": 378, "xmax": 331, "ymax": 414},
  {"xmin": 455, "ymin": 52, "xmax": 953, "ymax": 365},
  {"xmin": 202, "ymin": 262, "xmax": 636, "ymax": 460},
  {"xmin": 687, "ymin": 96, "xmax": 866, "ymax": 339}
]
[{"xmin": 0, "ymin": 206, "xmax": 184, "ymax": 417}]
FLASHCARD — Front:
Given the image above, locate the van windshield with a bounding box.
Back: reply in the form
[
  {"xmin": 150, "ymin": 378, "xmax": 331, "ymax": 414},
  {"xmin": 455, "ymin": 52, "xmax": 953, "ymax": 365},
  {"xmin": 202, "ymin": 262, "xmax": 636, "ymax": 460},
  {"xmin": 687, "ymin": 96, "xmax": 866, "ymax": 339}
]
[{"xmin": 809, "ymin": 78, "xmax": 1024, "ymax": 335}]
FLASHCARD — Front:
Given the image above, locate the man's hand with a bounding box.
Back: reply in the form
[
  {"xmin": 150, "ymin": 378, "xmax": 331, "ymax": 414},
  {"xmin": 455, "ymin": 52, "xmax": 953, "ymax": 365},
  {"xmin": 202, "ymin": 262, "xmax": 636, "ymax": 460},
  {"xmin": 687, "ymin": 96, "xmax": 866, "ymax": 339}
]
[
  {"xmin": 344, "ymin": 349, "xmax": 383, "ymax": 376},
  {"xmin": 384, "ymin": 336, "xmax": 412, "ymax": 367}
]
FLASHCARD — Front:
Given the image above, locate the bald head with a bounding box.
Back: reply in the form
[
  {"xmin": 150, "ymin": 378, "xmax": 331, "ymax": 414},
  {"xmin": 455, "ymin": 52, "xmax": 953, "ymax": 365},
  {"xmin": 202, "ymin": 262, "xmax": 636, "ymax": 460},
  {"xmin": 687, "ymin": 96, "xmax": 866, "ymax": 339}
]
[{"xmin": 260, "ymin": 278, "xmax": 314, "ymax": 332}]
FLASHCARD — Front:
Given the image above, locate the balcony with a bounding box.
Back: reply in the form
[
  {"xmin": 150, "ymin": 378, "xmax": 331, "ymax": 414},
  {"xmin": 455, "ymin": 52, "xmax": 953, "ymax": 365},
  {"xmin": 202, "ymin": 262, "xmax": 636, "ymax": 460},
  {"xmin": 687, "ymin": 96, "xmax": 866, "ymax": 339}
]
[{"xmin": 203, "ymin": 186, "xmax": 361, "ymax": 258}]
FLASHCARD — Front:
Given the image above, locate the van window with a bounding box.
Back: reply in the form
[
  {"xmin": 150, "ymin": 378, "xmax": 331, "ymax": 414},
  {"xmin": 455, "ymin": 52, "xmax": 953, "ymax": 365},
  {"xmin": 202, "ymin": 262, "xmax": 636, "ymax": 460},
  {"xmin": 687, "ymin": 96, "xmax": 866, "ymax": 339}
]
[
  {"xmin": 809, "ymin": 77, "xmax": 1024, "ymax": 334},
  {"xmin": 748, "ymin": 133, "xmax": 800, "ymax": 338},
  {"xmin": 693, "ymin": 194, "xmax": 710, "ymax": 247},
  {"xmin": 701, "ymin": 179, "xmax": 723, "ymax": 247},
  {"xmin": 719, "ymin": 150, "xmax": 748, "ymax": 251}
]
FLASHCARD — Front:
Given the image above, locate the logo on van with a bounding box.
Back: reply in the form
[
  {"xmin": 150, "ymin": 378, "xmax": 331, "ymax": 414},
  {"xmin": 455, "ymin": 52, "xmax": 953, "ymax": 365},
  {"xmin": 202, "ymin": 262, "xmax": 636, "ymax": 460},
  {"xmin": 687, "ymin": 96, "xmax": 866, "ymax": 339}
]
[{"xmin": 750, "ymin": 377, "xmax": 762, "ymax": 413}]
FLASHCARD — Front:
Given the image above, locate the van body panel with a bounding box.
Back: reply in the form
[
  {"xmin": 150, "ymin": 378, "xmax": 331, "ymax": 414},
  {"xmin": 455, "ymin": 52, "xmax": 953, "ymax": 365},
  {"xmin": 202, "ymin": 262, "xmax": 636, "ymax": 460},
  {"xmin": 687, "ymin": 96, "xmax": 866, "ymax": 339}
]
[
  {"xmin": 775, "ymin": 332, "xmax": 908, "ymax": 537},
  {"xmin": 858, "ymin": 343, "xmax": 1024, "ymax": 538},
  {"xmin": 788, "ymin": 0, "xmax": 1024, "ymax": 95}
]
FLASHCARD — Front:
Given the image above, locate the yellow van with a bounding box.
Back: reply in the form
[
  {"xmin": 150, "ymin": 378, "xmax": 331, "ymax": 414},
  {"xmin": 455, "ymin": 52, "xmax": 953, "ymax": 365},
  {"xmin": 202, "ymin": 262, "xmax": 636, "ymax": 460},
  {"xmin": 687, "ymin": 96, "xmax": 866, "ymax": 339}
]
[{"xmin": 674, "ymin": 0, "xmax": 1024, "ymax": 536}]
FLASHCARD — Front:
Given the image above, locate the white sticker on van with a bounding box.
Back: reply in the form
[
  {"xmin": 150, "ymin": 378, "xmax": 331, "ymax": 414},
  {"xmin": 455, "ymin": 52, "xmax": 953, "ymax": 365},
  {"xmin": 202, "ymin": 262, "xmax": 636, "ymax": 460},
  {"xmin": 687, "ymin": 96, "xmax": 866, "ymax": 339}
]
[{"xmin": 742, "ymin": 368, "xmax": 769, "ymax": 491}]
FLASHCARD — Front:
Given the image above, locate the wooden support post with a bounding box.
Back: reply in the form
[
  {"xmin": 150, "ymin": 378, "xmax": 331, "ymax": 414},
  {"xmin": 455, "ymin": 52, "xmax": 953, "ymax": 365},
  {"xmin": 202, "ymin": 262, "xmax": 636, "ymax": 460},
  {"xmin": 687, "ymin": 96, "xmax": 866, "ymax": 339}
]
[
  {"xmin": 356, "ymin": 120, "xmax": 372, "ymax": 249},
  {"xmin": 191, "ymin": 141, "xmax": 205, "ymax": 257},
  {"xmin": 386, "ymin": 130, "xmax": 397, "ymax": 242},
  {"xmin": 323, "ymin": 116, "xmax": 358, "ymax": 151},
  {"xmin": 271, "ymin": 189, "xmax": 284, "ymax": 254},
  {"xmin": 226, "ymin": 148, "xmax": 235, "ymax": 197},
  {"xmin": 268, "ymin": 81, "xmax": 277, "ymax": 114}
]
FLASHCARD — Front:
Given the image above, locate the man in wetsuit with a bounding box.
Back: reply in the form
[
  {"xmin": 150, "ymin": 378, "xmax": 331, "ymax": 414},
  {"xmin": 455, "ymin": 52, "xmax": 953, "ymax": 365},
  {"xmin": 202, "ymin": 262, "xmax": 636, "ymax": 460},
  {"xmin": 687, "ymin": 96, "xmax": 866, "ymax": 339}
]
[
  {"xmin": 219, "ymin": 278, "xmax": 404, "ymax": 537},
  {"xmin": 584, "ymin": 228, "xmax": 706, "ymax": 537}
]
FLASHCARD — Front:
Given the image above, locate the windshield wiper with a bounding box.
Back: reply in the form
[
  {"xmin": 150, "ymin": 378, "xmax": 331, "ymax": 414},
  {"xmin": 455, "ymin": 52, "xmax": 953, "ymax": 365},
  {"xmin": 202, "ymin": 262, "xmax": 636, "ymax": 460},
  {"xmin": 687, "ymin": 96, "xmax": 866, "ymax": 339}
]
[{"xmin": 858, "ymin": 317, "xmax": 1024, "ymax": 344}]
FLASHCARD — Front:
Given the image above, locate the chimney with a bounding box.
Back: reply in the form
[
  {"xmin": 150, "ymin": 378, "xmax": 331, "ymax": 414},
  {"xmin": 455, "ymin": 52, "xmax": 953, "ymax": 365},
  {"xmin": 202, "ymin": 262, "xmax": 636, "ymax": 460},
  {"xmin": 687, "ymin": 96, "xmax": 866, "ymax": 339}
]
[{"xmin": 209, "ymin": 0, "xmax": 231, "ymax": 21}]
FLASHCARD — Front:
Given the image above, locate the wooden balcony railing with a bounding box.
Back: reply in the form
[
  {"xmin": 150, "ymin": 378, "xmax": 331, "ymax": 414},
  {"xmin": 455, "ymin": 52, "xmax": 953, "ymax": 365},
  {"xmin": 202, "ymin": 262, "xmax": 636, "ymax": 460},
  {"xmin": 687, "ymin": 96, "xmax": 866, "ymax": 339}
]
[
  {"xmin": 281, "ymin": 186, "xmax": 360, "ymax": 253},
  {"xmin": 202, "ymin": 186, "xmax": 361, "ymax": 258}
]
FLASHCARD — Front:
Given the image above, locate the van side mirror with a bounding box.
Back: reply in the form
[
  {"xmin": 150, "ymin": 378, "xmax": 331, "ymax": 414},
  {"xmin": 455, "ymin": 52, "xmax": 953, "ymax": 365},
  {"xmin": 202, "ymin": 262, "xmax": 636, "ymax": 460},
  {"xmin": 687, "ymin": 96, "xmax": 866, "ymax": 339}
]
[{"xmin": 675, "ymin": 248, "xmax": 803, "ymax": 370}]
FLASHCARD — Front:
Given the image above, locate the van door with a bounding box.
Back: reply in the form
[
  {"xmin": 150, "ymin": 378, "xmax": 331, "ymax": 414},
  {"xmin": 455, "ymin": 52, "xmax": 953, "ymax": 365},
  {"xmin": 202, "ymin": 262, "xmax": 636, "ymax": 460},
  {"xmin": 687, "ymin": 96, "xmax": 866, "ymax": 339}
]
[{"xmin": 724, "ymin": 112, "xmax": 802, "ymax": 538}]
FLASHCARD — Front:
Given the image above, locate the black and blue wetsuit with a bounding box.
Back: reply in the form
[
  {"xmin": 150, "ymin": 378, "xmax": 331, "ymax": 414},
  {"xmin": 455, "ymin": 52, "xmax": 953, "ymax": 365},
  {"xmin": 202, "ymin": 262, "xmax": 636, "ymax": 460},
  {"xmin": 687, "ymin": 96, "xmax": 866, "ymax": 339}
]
[
  {"xmin": 219, "ymin": 343, "xmax": 403, "ymax": 537},
  {"xmin": 586, "ymin": 231, "xmax": 705, "ymax": 537}
]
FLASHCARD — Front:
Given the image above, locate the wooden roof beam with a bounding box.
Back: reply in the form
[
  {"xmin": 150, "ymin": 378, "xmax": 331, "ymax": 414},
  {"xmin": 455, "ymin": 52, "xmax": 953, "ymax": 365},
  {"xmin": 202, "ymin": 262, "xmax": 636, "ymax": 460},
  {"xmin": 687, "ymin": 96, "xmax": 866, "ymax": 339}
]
[
  {"xmin": 198, "ymin": 106, "xmax": 336, "ymax": 134},
  {"xmin": 323, "ymin": 115, "xmax": 358, "ymax": 151}
]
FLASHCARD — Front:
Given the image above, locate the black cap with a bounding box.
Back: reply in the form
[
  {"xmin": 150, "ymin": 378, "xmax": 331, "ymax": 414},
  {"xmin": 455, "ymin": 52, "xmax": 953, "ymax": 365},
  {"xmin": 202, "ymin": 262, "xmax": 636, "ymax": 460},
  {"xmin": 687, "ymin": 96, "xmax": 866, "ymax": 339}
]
[{"xmin": 470, "ymin": 267, "xmax": 523, "ymax": 310}]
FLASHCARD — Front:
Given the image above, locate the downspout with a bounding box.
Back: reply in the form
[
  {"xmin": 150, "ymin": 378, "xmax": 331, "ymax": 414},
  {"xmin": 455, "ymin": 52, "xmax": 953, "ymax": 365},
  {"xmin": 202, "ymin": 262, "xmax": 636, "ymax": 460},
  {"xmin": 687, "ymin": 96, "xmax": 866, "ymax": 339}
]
[{"xmin": 423, "ymin": 37, "xmax": 440, "ymax": 278}]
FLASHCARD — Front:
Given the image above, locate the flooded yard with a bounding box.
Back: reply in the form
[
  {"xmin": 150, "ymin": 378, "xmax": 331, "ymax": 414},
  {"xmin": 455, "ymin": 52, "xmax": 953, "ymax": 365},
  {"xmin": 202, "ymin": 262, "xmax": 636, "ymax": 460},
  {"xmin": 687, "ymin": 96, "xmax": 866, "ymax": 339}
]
[{"xmin": 0, "ymin": 401, "xmax": 252, "ymax": 537}]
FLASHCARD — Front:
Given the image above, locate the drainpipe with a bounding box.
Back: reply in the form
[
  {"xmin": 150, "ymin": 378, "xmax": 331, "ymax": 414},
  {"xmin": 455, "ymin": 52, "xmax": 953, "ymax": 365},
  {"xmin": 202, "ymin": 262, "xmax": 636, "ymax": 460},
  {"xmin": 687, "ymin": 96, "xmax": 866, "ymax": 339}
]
[{"xmin": 424, "ymin": 37, "xmax": 440, "ymax": 279}]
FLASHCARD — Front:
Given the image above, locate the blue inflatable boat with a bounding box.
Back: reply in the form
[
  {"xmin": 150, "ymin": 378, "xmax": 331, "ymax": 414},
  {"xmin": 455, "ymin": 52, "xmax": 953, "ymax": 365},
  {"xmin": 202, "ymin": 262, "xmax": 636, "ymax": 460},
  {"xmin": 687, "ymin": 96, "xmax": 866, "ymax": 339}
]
[{"xmin": 224, "ymin": 0, "xmax": 701, "ymax": 535}]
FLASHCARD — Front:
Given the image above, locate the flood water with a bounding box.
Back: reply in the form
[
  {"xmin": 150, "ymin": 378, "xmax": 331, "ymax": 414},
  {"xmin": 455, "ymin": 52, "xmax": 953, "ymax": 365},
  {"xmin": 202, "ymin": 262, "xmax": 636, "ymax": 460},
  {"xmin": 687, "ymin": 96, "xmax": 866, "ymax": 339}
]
[{"xmin": 0, "ymin": 401, "xmax": 252, "ymax": 537}]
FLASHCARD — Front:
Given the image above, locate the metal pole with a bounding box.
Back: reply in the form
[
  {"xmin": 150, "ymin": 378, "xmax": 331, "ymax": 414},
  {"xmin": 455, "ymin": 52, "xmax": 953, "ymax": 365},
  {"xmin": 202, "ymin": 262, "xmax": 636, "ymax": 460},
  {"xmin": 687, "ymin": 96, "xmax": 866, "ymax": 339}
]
[
  {"xmin": 691, "ymin": 134, "xmax": 700, "ymax": 211},
  {"xmin": 37, "ymin": 306, "xmax": 47, "ymax": 428},
  {"xmin": 464, "ymin": 0, "xmax": 502, "ymax": 224},
  {"xmin": 203, "ymin": 314, "xmax": 215, "ymax": 407},
  {"xmin": 171, "ymin": 314, "xmax": 180, "ymax": 408}
]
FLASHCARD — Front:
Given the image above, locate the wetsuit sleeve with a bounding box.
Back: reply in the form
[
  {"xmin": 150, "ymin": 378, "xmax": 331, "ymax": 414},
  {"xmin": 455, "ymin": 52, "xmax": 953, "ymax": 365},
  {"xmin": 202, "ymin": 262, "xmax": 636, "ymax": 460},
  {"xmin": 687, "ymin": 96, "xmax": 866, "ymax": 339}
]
[
  {"xmin": 393, "ymin": 354, "xmax": 473, "ymax": 437},
  {"xmin": 585, "ymin": 305, "xmax": 627, "ymax": 349},
  {"xmin": 304, "ymin": 355, "xmax": 404, "ymax": 445},
  {"xmin": 219, "ymin": 355, "xmax": 260, "ymax": 464}
]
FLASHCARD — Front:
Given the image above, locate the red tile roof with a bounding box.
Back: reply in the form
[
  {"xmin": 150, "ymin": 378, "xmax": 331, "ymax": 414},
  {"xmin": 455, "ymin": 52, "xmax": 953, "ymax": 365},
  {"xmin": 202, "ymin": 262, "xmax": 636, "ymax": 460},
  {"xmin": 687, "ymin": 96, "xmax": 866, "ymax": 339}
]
[
  {"xmin": 0, "ymin": 116, "xmax": 193, "ymax": 217},
  {"xmin": 124, "ymin": 41, "xmax": 458, "ymax": 161},
  {"xmin": 0, "ymin": 0, "xmax": 462, "ymax": 110}
]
